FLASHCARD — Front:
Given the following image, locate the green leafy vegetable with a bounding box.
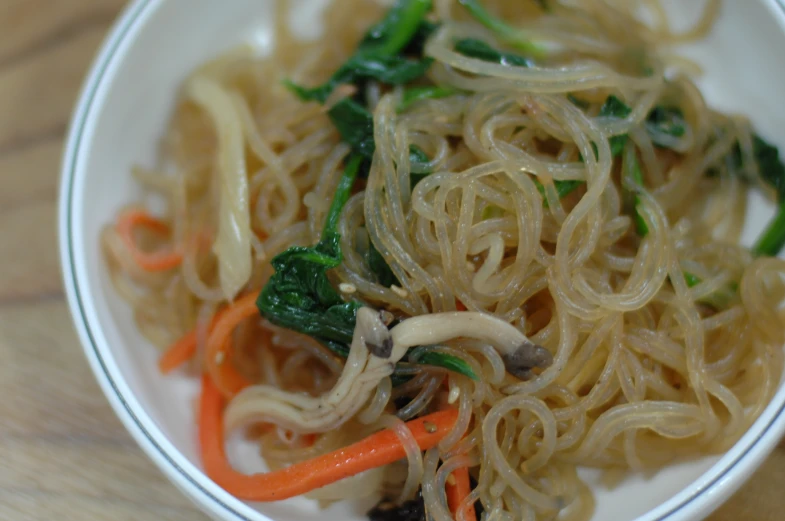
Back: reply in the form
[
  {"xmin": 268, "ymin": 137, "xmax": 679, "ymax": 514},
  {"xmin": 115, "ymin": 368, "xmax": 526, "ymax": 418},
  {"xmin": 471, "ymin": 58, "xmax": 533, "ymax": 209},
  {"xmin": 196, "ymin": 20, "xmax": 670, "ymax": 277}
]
[
  {"xmin": 402, "ymin": 19, "xmax": 441, "ymax": 55},
  {"xmin": 322, "ymin": 156, "xmax": 364, "ymax": 238},
  {"xmin": 754, "ymin": 135, "xmax": 785, "ymax": 197},
  {"xmin": 265, "ymin": 0, "xmax": 492, "ymax": 382},
  {"xmin": 751, "ymin": 135, "xmax": 785, "ymax": 256},
  {"xmin": 326, "ymin": 100, "xmax": 376, "ymax": 159},
  {"xmin": 398, "ymin": 85, "xmax": 461, "ymax": 112},
  {"xmin": 646, "ymin": 106, "xmax": 687, "ymax": 141},
  {"xmin": 454, "ymin": 38, "xmax": 532, "ymax": 67},
  {"xmin": 716, "ymin": 133, "xmax": 785, "ymax": 256},
  {"xmin": 457, "ymin": 0, "xmax": 546, "ymax": 58},
  {"xmin": 599, "ymin": 95, "xmax": 632, "ymax": 157},
  {"xmin": 256, "ymin": 155, "xmax": 365, "ymax": 357},
  {"xmin": 597, "ymin": 96, "xmax": 687, "ymax": 157},
  {"xmin": 682, "ymin": 271, "xmax": 701, "ymax": 288},
  {"xmin": 622, "ymin": 146, "xmax": 649, "ymax": 237},
  {"xmin": 257, "ymin": 154, "xmax": 469, "ymax": 381},
  {"xmin": 408, "ymin": 144, "xmax": 431, "ymax": 188},
  {"xmin": 683, "ymin": 271, "xmax": 738, "ymax": 310},
  {"xmin": 359, "ymin": 0, "xmax": 434, "ymax": 56},
  {"xmin": 367, "ymin": 241, "xmax": 400, "ymax": 287},
  {"xmin": 408, "ymin": 346, "xmax": 479, "ymax": 380},
  {"xmin": 533, "ymin": 178, "xmax": 583, "ymax": 208},
  {"xmin": 599, "ymin": 95, "xmax": 632, "ymax": 118},
  {"xmin": 286, "ymin": 56, "xmax": 433, "ymax": 105},
  {"xmin": 286, "ymin": 0, "xmax": 436, "ymax": 159}
]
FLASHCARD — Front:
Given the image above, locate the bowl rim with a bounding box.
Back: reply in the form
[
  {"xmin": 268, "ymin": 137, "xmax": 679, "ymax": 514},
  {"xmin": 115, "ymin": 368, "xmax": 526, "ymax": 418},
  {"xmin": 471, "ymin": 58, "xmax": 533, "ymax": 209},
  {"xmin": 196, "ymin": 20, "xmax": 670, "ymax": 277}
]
[{"xmin": 58, "ymin": 1, "xmax": 785, "ymax": 520}]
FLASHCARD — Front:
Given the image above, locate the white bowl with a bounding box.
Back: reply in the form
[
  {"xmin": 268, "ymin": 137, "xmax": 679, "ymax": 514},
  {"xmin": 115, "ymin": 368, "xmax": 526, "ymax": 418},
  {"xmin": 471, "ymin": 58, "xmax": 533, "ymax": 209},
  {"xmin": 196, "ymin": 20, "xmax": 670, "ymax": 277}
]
[{"xmin": 58, "ymin": 1, "xmax": 785, "ymax": 520}]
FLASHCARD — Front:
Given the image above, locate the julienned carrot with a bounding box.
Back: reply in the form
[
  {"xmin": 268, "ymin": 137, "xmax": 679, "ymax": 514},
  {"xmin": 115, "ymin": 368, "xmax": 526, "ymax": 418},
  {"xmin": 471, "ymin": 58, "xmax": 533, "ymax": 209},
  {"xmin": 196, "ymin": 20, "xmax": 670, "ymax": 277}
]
[
  {"xmin": 199, "ymin": 374, "xmax": 459, "ymax": 501},
  {"xmin": 116, "ymin": 209, "xmax": 183, "ymax": 271},
  {"xmin": 158, "ymin": 314, "xmax": 221, "ymax": 374},
  {"xmin": 205, "ymin": 292, "xmax": 259, "ymax": 397},
  {"xmin": 446, "ymin": 465, "xmax": 476, "ymax": 521},
  {"xmin": 158, "ymin": 329, "xmax": 199, "ymax": 373}
]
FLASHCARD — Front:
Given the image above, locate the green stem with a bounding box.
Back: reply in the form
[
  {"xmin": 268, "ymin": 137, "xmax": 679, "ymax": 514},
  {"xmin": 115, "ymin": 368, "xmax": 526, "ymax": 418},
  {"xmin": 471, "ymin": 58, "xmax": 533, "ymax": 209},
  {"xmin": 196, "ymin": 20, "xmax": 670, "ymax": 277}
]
[
  {"xmin": 752, "ymin": 201, "xmax": 785, "ymax": 257},
  {"xmin": 322, "ymin": 154, "xmax": 364, "ymax": 240},
  {"xmin": 622, "ymin": 143, "xmax": 649, "ymax": 237},
  {"xmin": 683, "ymin": 271, "xmax": 737, "ymax": 309},
  {"xmin": 457, "ymin": 0, "xmax": 547, "ymax": 58},
  {"xmin": 362, "ymin": 0, "xmax": 433, "ymax": 57},
  {"xmin": 398, "ymin": 85, "xmax": 460, "ymax": 112}
]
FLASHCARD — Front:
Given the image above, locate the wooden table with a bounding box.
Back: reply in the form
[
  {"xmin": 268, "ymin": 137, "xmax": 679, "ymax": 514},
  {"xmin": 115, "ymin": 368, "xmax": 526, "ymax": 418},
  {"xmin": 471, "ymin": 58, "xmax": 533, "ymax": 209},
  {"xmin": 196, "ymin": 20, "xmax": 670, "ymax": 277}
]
[{"xmin": 0, "ymin": 1, "xmax": 783, "ymax": 520}]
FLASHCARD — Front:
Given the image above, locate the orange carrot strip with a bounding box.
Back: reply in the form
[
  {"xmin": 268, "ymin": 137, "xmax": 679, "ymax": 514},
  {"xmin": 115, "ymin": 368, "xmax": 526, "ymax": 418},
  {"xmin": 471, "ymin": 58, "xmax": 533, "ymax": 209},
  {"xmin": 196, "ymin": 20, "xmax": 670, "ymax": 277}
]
[
  {"xmin": 116, "ymin": 209, "xmax": 183, "ymax": 271},
  {"xmin": 205, "ymin": 292, "xmax": 258, "ymax": 397},
  {"xmin": 455, "ymin": 299, "xmax": 467, "ymax": 311},
  {"xmin": 199, "ymin": 374, "xmax": 459, "ymax": 501},
  {"xmin": 446, "ymin": 465, "xmax": 476, "ymax": 521},
  {"xmin": 158, "ymin": 313, "xmax": 222, "ymax": 374},
  {"xmin": 158, "ymin": 329, "xmax": 198, "ymax": 374}
]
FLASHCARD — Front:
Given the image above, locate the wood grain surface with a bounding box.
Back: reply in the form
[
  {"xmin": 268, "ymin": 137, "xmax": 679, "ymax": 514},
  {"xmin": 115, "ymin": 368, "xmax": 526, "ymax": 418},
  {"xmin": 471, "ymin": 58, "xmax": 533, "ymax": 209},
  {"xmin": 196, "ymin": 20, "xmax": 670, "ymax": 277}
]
[{"xmin": 0, "ymin": 1, "xmax": 782, "ymax": 520}]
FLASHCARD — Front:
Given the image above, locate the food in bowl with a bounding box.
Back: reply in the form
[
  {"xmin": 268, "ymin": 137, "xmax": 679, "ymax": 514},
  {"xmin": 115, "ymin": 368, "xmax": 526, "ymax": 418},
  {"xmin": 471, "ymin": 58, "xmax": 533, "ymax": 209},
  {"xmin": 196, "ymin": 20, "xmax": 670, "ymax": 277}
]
[{"xmin": 99, "ymin": 0, "xmax": 785, "ymax": 519}]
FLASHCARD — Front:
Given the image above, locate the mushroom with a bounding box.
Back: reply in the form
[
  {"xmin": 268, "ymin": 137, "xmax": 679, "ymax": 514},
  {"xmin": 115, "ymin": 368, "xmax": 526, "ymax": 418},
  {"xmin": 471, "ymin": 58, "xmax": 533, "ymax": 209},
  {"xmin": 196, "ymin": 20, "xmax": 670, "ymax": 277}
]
[
  {"xmin": 224, "ymin": 308, "xmax": 552, "ymax": 434},
  {"xmin": 389, "ymin": 311, "xmax": 552, "ymax": 379}
]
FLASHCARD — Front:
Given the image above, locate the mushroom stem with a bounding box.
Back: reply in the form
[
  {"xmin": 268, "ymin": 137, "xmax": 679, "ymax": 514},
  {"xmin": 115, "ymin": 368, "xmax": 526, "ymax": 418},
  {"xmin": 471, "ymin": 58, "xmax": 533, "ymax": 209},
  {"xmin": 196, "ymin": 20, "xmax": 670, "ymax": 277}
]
[
  {"xmin": 224, "ymin": 309, "xmax": 553, "ymax": 436},
  {"xmin": 390, "ymin": 312, "xmax": 552, "ymax": 379}
]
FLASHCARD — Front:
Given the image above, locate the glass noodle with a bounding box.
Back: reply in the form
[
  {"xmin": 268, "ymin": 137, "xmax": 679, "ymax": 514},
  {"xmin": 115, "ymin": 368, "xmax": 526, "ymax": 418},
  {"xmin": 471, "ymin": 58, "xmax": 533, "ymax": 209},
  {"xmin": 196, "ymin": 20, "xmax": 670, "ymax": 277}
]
[{"xmin": 102, "ymin": 0, "xmax": 785, "ymax": 520}]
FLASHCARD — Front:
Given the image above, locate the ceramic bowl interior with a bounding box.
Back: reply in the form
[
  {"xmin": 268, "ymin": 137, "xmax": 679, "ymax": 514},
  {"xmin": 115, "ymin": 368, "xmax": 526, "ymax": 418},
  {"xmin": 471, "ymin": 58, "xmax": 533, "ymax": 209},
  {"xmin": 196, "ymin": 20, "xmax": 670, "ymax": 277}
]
[{"xmin": 60, "ymin": 1, "xmax": 785, "ymax": 520}]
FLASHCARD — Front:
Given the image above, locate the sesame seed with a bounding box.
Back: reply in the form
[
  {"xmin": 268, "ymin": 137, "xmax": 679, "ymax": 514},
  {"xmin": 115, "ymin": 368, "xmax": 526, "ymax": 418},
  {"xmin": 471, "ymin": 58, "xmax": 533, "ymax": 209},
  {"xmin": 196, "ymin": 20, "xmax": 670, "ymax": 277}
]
[
  {"xmin": 391, "ymin": 285, "xmax": 408, "ymax": 298},
  {"xmin": 448, "ymin": 386, "xmax": 461, "ymax": 404},
  {"xmin": 302, "ymin": 192, "xmax": 318, "ymax": 208},
  {"xmin": 378, "ymin": 309, "xmax": 395, "ymax": 326},
  {"xmin": 423, "ymin": 421, "xmax": 437, "ymax": 433},
  {"xmin": 215, "ymin": 351, "xmax": 225, "ymax": 365},
  {"xmin": 446, "ymin": 474, "xmax": 457, "ymax": 486},
  {"xmin": 339, "ymin": 283, "xmax": 357, "ymax": 294}
]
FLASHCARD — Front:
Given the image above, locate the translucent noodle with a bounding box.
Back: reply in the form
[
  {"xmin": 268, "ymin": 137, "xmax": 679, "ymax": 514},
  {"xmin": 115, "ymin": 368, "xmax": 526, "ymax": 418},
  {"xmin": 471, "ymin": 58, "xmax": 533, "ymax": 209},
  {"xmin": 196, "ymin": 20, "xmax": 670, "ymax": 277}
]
[{"xmin": 102, "ymin": 0, "xmax": 785, "ymax": 520}]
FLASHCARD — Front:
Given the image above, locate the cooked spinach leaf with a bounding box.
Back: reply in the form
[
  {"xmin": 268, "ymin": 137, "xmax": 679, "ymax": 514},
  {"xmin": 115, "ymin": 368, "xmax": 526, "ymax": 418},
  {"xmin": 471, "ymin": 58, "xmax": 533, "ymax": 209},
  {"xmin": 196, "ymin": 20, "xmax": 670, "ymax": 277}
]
[
  {"xmin": 367, "ymin": 241, "xmax": 400, "ymax": 287},
  {"xmin": 599, "ymin": 95, "xmax": 632, "ymax": 157},
  {"xmin": 287, "ymin": 56, "xmax": 433, "ymax": 105},
  {"xmin": 359, "ymin": 0, "xmax": 433, "ymax": 56},
  {"xmin": 751, "ymin": 134, "xmax": 785, "ymax": 256},
  {"xmin": 457, "ymin": 0, "xmax": 546, "ymax": 57},
  {"xmin": 286, "ymin": 0, "xmax": 436, "ymax": 159},
  {"xmin": 408, "ymin": 144, "xmax": 431, "ymax": 188},
  {"xmin": 712, "ymin": 133, "xmax": 785, "ymax": 256},
  {"xmin": 408, "ymin": 345, "xmax": 479, "ymax": 380},
  {"xmin": 683, "ymin": 271, "xmax": 738, "ymax": 310},
  {"xmin": 402, "ymin": 19, "xmax": 441, "ymax": 56},
  {"xmin": 256, "ymin": 155, "xmax": 365, "ymax": 357},
  {"xmin": 622, "ymin": 145, "xmax": 649, "ymax": 237},
  {"xmin": 646, "ymin": 105, "xmax": 686, "ymax": 140},
  {"xmin": 327, "ymin": 99, "xmax": 377, "ymax": 159},
  {"xmin": 398, "ymin": 85, "xmax": 461, "ymax": 112},
  {"xmin": 533, "ymin": 179, "xmax": 584, "ymax": 208}
]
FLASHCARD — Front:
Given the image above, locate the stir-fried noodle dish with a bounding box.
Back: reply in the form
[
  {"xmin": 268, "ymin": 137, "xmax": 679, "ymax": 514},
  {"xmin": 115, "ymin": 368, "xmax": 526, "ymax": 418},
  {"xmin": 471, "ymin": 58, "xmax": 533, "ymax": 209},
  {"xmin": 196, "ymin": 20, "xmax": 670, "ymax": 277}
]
[{"xmin": 103, "ymin": 0, "xmax": 785, "ymax": 519}]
